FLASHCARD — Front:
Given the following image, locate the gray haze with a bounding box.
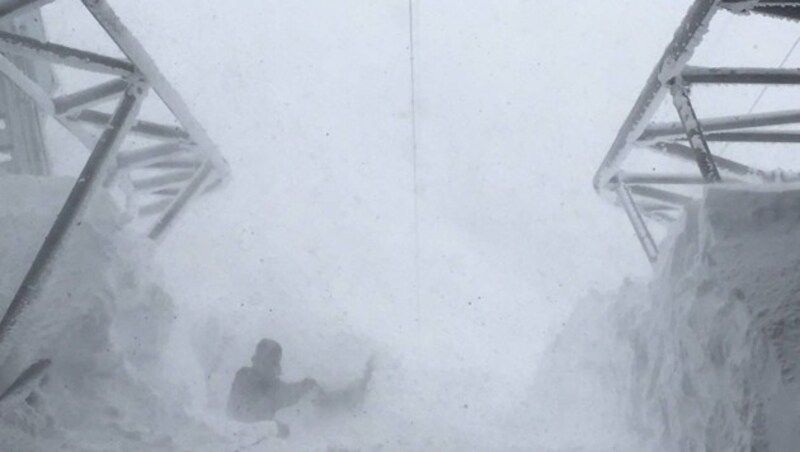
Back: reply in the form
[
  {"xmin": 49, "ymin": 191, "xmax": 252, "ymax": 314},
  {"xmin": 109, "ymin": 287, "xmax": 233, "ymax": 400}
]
[{"xmin": 24, "ymin": 0, "xmax": 800, "ymax": 448}]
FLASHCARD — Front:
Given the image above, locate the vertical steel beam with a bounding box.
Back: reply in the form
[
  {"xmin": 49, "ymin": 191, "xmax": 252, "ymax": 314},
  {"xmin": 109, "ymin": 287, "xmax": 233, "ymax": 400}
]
[
  {"xmin": 0, "ymin": 30, "xmax": 135, "ymax": 76},
  {"xmin": 617, "ymin": 183, "xmax": 659, "ymax": 264},
  {"xmin": 0, "ymin": 81, "xmax": 147, "ymax": 358},
  {"xmin": 68, "ymin": 110, "xmax": 189, "ymax": 140},
  {"xmin": 671, "ymin": 80, "xmax": 722, "ymax": 182},
  {"xmin": 0, "ymin": 52, "xmax": 54, "ymax": 114}
]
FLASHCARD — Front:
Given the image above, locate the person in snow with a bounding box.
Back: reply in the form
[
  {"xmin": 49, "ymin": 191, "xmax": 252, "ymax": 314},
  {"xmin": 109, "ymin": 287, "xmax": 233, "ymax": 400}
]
[{"xmin": 226, "ymin": 338, "xmax": 319, "ymax": 426}]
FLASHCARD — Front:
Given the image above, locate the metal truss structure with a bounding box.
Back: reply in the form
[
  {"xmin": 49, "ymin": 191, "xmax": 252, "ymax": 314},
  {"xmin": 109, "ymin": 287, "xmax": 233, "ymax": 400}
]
[
  {"xmin": 595, "ymin": 0, "xmax": 800, "ymax": 263},
  {"xmin": 0, "ymin": 0, "xmax": 229, "ymax": 372},
  {"xmin": 0, "ymin": 0, "xmax": 229, "ymax": 239}
]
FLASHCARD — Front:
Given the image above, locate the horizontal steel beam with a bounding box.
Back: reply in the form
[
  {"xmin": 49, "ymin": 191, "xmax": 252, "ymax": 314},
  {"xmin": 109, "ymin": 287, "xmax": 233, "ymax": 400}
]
[
  {"xmin": 728, "ymin": 1, "xmax": 800, "ymax": 6},
  {"xmin": 629, "ymin": 185, "xmax": 694, "ymax": 206},
  {"xmin": 620, "ymin": 173, "xmax": 711, "ymax": 185},
  {"xmin": 655, "ymin": 131, "xmax": 800, "ymax": 144},
  {"xmin": 116, "ymin": 142, "xmax": 186, "ymax": 168},
  {"xmin": 145, "ymin": 159, "xmax": 201, "ymax": 170},
  {"xmin": 593, "ymin": 0, "xmax": 723, "ymax": 193},
  {"xmin": 0, "ymin": 30, "xmax": 134, "ymax": 76},
  {"xmin": 701, "ymin": 131, "xmax": 800, "ymax": 143},
  {"xmin": 649, "ymin": 142, "xmax": 766, "ymax": 180},
  {"xmin": 71, "ymin": 109, "xmax": 189, "ymax": 140},
  {"xmin": 682, "ymin": 66, "xmax": 800, "ymax": 84},
  {"xmin": 152, "ymin": 187, "xmax": 180, "ymax": 196},
  {"xmin": 749, "ymin": 5, "xmax": 800, "ymax": 21},
  {"xmin": 54, "ymin": 78, "xmax": 128, "ymax": 115},
  {"xmin": 131, "ymin": 170, "xmax": 195, "ymax": 191},
  {"xmin": 640, "ymin": 201, "xmax": 682, "ymax": 213},
  {"xmin": 721, "ymin": 1, "xmax": 800, "ymax": 18},
  {"xmin": 640, "ymin": 109, "xmax": 800, "ymax": 141}
]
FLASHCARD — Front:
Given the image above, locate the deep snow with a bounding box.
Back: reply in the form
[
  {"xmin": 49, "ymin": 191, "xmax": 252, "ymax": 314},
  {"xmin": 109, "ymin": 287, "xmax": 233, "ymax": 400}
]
[
  {"xmin": 528, "ymin": 183, "xmax": 800, "ymax": 451},
  {"xmin": 0, "ymin": 176, "xmax": 223, "ymax": 451},
  {"xmin": 14, "ymin": 175, "xmax": 800, "ymax": 451},
  {"xmin": 7, "ymin": 0, "xmax": 800, "ymax": 450}
]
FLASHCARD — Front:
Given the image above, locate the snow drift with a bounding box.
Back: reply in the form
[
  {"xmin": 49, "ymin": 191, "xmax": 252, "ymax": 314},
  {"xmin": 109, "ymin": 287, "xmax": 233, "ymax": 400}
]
[
  {"xmin": 528, "ymin": 183, "xmax": 800, "ymax": 451},
  {"xmin": 9, "ymin": 174, "xmax": 800, "ymax": 451},
  {"xmin": 0, "ymin": 175, "xmax": 543, "ymax": 451},
  {"xmin": 0, "ymin": 175, "xmax": 226, "ymax": 451}
]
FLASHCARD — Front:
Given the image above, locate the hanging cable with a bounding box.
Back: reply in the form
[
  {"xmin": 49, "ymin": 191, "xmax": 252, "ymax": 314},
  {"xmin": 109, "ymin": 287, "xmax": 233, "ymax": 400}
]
[
  {"xmin": 718, "ymin": 32, "xmax": 800, "ymax": 157},
  {"xmin": 746, "ymin": 34, "xmax": 800, "ymax": 115},
  {"xmin": 408, "ymin": 0, "xmax": 421, "ymax": 318}
]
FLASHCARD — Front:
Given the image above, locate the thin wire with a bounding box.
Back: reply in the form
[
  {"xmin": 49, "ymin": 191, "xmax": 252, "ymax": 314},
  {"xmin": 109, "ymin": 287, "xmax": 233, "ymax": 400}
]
[
  {"xmin": 408, "ymin": 0, "xmax": 421, "ymax": 320},
  {"xmin": 719, "ymin": 32, "xmax": 800, "ymax": 155},
  {"xmin": 746, "ymin": 34, "xmax": 800, "ymax": 115}
]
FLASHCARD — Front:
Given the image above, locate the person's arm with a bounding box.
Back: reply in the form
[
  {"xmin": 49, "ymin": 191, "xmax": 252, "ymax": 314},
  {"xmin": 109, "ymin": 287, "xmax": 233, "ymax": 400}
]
[{"xmin": 274, "ymin": 378, "xmax": 319, "ymax": 410}]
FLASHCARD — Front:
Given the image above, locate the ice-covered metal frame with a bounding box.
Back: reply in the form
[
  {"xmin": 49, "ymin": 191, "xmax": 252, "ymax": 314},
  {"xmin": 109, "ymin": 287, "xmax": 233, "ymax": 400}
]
[
  {"xmin": 595, "ymin": 0, "xmax": 800, "ymax": 264},
  {"xmin": 0, "ymin": 0, "xmax": 229, "ymax": 371},
  {"xmin": 0, "ymin": 0, "xmax": 229, "ymax": 240}
]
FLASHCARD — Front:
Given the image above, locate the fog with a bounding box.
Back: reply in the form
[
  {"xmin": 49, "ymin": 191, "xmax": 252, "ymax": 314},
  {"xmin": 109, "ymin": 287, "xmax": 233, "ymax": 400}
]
[
  {"xmin": 121, "ymin": 0, "xmax": 659, "ymax": 372},
  {"xmin": 4, "ymin": 0, "xmax": 800, "ymax": 450}
]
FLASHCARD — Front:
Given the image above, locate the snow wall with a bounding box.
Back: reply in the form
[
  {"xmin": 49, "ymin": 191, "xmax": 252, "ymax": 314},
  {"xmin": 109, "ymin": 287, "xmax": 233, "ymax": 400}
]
[
  {"xmin": 0, "ymin": 175, "xmax": 227, "ymax": 451},
  {"xmin": 526, "ymin": 183, "xmax": 800, "ymax": 451}
]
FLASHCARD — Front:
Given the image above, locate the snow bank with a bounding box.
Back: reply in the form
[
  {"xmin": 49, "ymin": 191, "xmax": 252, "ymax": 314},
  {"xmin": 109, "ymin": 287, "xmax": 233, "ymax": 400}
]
[
  {"xmin": 0, "ymin": 175, "xmax": 226, "ymax": 451},
  {"xmin": 527, "ymin": 183, "xmax": 800, "ymax": 451},
  {"xmin": 0, "ymin": 175, "xmax": 546, "ymax": 451}
]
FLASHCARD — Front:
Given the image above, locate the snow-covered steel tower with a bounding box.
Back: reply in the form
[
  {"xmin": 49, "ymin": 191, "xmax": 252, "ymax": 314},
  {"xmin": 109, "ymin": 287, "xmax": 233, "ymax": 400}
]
[{"xmin": 595, "ymin": 0, "xmax": 800, "ymax": 263}]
